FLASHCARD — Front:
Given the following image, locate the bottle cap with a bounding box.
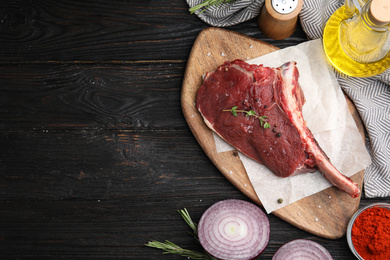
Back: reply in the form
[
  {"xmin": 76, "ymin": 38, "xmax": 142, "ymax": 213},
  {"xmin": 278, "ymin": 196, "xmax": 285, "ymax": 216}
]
[{"xmin": 369, "ymin": 0, "xmax": 390, "ymax": 25}]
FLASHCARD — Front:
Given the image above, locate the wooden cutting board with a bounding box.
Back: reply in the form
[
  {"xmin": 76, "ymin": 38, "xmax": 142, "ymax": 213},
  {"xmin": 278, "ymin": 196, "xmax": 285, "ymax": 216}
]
[{"xmin": 181, "ymin": 27, "xmax": 365, "ymax": 239}]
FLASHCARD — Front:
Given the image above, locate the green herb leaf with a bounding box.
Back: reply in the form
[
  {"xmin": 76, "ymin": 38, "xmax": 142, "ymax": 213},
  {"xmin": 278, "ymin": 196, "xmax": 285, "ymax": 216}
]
[
  {"xmin": 223, "ymin": 106, "xmax": 270, "ymax": 129},
  {"xmin": 246, "ymin": 110, "xmax": 256, "ymax": 116},
  {"xmin": 146, "ymin": 209, "xmax": 219, "ymax": 260},
  {"xmin": 230, "ymin": 106, "xmax": 238, "ymax": 116},
  {"xmin": 178, "ymin": 208, "xmax": 198, "ymax": 235},
  {"xmin": 145, "ymin": 240, "xmax": 213, "ymax": 259}
]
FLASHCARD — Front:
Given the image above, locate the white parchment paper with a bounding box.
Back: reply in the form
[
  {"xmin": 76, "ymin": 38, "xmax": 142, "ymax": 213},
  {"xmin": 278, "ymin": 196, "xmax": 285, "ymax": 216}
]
[{"xmin": 213, "ymin": 39, "xmax": 371, "ymax": 213}]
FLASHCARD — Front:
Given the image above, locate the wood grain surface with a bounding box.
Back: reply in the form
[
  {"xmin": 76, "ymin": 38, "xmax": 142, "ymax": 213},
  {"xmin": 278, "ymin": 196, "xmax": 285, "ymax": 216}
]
[
  {"xmin": 182, "ymin": 27, "xmax": 364, "ymax": 239},
  {"xmin": 1, "ymin": 1, "xmax": 387, "ymax": 259}
]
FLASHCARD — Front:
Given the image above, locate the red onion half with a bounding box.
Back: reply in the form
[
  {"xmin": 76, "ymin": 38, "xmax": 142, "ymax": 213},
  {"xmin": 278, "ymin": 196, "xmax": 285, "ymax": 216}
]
[
  {"xmin": 198, "ymin": 199, "xmax": 269, "ymax": 260},
  {"xmin": 272, "ymin": 239, "xmax": 333, "ymax": 260}
]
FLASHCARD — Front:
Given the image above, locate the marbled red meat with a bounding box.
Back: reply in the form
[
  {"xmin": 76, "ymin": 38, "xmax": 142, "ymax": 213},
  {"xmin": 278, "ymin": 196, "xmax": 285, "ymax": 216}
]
[{"xmin": 196, "ymin": 59, "xmax": 359, "ymax": 198}]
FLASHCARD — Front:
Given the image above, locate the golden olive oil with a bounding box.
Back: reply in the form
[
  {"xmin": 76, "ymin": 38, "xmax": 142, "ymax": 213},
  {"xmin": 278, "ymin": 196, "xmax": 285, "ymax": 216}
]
[{"xmin": 323, "ymin": 4, "xmax": 390, "ymax": 77}]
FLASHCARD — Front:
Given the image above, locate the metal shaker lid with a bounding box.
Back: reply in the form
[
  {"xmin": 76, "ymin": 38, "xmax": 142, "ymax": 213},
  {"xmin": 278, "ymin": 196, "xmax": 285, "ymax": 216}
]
[{"xmin": 271, "ymin": 0, "xmax": 299, "ymax": 14}]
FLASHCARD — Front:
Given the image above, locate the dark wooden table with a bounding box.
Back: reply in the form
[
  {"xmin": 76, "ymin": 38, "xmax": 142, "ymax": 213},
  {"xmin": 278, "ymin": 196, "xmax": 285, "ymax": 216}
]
[{"xmin": 1, "ymin": 1, "xmax": 389, "ymax": 259}]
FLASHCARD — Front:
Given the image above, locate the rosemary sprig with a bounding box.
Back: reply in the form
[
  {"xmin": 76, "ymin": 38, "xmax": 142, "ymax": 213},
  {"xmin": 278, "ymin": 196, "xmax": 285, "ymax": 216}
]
[
  {"xmin": 145, "ymin": 240, "xmax": 213, "ymax": 259},
  {"xmin": 189, "ymin": 0, "xmax": 237, "ymax": 14},
  {"xmin": 178, "ymin": 208, "xmax": 198, "ymax": 235},
  {"xmin": 223, "ymin": 106, "xmax": 271, "ymax": 129},
  {"xmin": 145, "ymin": 209, "xmax": 218, "ymax": 260}
]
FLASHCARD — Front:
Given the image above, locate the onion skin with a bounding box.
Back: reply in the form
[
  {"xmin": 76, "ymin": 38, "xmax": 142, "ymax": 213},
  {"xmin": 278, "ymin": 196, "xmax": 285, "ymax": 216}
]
[
  {"xmin": 272, "ymin": 239, "xmax": 333, "ymax": 260},
  {"xmin": 198, "ymin": 199, "xmax": 270, "ymax": 260}
]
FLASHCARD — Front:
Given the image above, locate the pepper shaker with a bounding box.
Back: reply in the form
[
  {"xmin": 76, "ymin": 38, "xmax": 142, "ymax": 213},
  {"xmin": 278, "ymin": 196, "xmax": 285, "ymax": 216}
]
[{"xmin": 257, "ymin": 0, "xmax": 303, "ymax": 40}]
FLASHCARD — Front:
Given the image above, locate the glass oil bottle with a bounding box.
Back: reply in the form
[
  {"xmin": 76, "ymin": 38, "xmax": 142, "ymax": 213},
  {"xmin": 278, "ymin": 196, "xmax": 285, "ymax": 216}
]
[{"xmin": 323, "ymin": 0, "xmax": 390, "ymax": 77}]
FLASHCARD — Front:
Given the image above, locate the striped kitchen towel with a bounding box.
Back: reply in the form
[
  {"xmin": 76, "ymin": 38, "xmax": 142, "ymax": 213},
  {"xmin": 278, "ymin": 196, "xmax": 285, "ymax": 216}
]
[
  {"xmin": 187, "ymin": 0, "xmax": 390, "ymax": 198},
  {"xmin": 186, "ymin": 0, "xmax": 264, "ymax": 27}
]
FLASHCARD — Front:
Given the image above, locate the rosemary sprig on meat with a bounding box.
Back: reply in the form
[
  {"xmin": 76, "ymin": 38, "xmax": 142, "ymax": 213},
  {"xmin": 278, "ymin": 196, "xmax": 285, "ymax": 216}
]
[{"xmin": 223, "ymin": 106, "xmax": 271, "ymax": 129}]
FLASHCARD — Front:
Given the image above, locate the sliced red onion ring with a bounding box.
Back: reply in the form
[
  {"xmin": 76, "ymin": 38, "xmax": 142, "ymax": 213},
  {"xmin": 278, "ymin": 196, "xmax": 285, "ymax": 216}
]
[
  {"xmin": 198, "ymin": 199, "xmax": 269, "ymax": 260},
  {"xmin": 272, "ymin": 239, "xmax": 333, "ymax": 260}
]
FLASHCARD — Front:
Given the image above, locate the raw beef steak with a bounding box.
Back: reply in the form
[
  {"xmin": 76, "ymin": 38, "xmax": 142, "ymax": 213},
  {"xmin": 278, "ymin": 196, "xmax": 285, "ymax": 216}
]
[{"xmin": 196, "ymin": 59, "xmax": 359, "ymax": 198}]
